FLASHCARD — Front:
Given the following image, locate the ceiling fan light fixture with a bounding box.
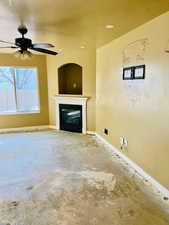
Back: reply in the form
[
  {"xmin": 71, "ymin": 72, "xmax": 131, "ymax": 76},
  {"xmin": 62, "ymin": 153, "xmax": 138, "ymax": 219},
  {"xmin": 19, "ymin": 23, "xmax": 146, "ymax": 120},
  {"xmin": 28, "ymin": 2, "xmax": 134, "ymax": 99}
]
[{"xmin": 14, "ymin": 50, "xmax": 33, "ymax": 60}]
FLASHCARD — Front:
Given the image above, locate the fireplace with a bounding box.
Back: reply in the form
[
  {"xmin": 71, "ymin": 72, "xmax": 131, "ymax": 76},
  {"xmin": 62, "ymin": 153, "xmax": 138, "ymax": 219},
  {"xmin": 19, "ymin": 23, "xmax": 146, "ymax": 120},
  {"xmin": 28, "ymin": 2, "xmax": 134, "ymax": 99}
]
[
  {"xmin": 54, "ymin": 95, "xmax": 89, "ymax": 134},
  {"xmin": 59, "ymin": 104, "xmax": 82, "ymax": 133}
]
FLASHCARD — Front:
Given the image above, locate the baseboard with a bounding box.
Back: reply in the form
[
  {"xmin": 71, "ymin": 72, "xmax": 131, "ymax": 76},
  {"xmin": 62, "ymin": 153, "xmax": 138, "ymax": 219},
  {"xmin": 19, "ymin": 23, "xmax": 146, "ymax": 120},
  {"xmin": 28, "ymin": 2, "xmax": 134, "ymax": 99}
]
[
  {"xmin": 87, "ymin": 131, "xmax": 96, "ymax": 135},
  {"xmin": 0, "ymin": 125, "xmax": 50, "ymax": 134},
  {"xmin": 95, "ymin": 132, "xmax": 169, "ymax": 208},
  {"xmin": 49, "ymin": 125, "xmax": 57, "ymax": 129}
]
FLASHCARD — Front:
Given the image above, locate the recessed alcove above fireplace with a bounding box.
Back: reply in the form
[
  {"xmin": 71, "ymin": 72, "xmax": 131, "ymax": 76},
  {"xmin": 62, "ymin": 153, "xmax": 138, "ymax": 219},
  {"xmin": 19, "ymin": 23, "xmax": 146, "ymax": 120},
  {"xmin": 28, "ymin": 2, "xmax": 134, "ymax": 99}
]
[{"xmin": 58, "ymin": 63, "xmax": 82, "ymax": 95}]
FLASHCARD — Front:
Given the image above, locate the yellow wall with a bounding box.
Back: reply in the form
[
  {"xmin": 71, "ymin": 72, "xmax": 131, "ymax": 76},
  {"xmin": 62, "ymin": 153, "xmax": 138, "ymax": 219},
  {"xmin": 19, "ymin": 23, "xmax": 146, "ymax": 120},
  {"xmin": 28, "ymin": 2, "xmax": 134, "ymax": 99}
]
[
  {"xmin": 0, "ymin": 54, "xmax": 49, "ymax": 128},
  {"xmin": 96, "ymin": 12, "xmax": 169, "ymax": 189},
  {"xmin": 0, "ymin": 10, "xmax": 168, "ymax": 190},
  {"xmin": 47, "ymin": 48, "xmax": 96, "ymax": 131}
]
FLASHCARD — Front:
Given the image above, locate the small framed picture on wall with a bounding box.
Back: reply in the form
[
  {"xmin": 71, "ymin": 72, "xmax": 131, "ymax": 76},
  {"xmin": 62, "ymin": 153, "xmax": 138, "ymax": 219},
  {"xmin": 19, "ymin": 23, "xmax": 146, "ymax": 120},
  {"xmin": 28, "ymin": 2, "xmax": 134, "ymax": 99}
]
[
  {"xmin": 134, "ymin": 65, "xmax": 145, "ymax": 79},
  {"xmin": 123, "ymin": 67, "xmax": 133, "ymax": 80}
]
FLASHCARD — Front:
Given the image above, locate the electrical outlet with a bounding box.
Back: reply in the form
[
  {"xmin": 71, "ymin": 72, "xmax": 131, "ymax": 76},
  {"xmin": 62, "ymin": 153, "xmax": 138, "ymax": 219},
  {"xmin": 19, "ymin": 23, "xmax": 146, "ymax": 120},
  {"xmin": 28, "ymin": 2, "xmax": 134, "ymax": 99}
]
[
  {"xmin": 120, "ymin": 137, "xmax": 124, "ymax": 146},
  {"xmin": 104, "ymin": 128, "xmax": 108, "ymax": 135},
  {"xmin": 123, "ymin": 138, "xmax": 128, "ymax": 147},
  {"xmin": 120, "ymin": 137, "xmax": 128, "ymax": 149}
]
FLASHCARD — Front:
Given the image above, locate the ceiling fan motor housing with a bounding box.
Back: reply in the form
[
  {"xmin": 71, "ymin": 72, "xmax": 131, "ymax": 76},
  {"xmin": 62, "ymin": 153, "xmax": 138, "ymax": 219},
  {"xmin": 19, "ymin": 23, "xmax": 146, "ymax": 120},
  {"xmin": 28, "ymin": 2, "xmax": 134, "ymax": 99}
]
[{"xmin": 15, "ymin": 38, "xmax": 32, "ymax": 51}]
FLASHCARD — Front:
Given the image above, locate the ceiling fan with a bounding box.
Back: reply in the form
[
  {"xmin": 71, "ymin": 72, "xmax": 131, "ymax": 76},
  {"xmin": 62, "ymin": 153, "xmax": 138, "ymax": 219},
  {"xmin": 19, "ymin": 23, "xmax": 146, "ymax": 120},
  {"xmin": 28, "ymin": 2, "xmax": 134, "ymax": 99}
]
[{"xmin": 0, "ymin": 25, "xmax": 58, "ymax": 59}]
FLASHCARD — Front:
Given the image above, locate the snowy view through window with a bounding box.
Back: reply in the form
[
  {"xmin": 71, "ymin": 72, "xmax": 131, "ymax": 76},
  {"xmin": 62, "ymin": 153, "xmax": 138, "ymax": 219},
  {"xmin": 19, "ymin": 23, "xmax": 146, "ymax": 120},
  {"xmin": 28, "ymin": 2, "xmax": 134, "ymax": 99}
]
[{"xmin": 0, "ymin": 67, "xmax": 40, "ymax": 113}]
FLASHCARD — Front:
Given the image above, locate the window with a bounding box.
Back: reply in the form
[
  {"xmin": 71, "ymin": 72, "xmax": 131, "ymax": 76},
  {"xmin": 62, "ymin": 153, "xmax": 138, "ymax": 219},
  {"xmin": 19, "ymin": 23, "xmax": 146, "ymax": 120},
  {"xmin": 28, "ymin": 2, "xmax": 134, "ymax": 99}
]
[{"xmin": 0, "ymin": 67, "xmax": 40, "ymax": 114}]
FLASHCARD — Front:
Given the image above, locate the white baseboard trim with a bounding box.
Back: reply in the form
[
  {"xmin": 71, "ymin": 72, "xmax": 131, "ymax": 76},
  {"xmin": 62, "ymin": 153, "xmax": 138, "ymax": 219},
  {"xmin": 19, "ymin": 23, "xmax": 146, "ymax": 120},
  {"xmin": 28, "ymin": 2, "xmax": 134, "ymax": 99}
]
[
  {"xmin": 86, "ymin": 131, "xmax": 96, "ymax": 135},
  {"xmin": 0, "ymin": 125, "xmax": 49, "ymax": 134},
  {"xmin": 49, "ymin": 125, "xmax": 57, "ymax": 129},
  {"xmin": 95, "ymin": 132, "xmax": 169, "ymax": 207}
]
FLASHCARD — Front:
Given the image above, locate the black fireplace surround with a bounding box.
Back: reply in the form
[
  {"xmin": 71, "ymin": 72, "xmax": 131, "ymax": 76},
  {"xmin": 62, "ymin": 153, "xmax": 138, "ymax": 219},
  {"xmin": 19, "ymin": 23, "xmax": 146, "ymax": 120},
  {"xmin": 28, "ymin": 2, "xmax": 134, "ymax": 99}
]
[{"xmin": 59, "ymin": 104, "xmax": 82, "ymax": 133}]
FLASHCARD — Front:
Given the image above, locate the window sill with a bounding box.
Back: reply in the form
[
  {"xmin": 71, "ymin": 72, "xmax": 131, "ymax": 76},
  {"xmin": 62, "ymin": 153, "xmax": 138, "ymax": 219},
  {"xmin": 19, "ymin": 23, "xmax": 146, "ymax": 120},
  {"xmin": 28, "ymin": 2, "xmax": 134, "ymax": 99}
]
[{"xmin": 0, "ymin": 110, "xmax": 40, "ymax": 115}]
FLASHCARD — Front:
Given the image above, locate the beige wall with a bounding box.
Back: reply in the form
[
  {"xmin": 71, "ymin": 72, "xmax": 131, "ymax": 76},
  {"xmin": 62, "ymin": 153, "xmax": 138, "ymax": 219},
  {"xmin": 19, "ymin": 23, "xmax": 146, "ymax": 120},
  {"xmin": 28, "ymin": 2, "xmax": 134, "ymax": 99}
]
[
  {"xmin": 96, "ymin": 12, "xmax": 169, "ymax": 189},
  {"xmin": 47, "ymin": 48, "xmax": 96, "ymax": 131},
  {"xmin": 0, "ymin": 54, "xmax": 49, "ymax": 129},
  {"xmin": 0, "ymin": 10, "xmax": 168, "ymax": 190}
]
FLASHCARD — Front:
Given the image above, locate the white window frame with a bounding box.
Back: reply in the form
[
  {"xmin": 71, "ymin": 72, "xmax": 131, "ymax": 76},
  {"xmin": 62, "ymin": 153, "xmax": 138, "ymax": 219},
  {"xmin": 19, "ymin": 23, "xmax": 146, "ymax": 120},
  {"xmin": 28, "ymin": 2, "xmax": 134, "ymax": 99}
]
[{"xmin": 0, "ymin": 66, "xmax": 40, "ymax": 115}]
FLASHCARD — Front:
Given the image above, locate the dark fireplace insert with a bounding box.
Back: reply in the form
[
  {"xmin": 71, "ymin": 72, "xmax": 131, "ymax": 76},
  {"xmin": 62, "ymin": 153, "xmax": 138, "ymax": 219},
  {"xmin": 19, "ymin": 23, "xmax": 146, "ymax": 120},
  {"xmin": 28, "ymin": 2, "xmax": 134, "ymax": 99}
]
[{"xmin": 59, "ymin": 104, "xmax": 82, "ymax": 133}]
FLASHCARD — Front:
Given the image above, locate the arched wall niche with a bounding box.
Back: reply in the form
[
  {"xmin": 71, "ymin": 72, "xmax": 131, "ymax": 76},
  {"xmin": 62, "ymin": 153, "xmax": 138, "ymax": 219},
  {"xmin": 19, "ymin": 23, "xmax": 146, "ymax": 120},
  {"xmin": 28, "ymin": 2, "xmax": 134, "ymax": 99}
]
[{"xmin": 58, "ymin": 63, "xmax": 82, "ymax": 95}]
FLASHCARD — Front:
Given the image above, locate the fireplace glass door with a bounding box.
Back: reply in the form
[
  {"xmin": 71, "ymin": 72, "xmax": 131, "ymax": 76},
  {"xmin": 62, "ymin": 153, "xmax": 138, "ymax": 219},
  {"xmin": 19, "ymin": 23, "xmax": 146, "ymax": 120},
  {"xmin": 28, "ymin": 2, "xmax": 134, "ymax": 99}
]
[{"xmin": 59, "ymin": 104, "xmax": 82, "ymax": 133}]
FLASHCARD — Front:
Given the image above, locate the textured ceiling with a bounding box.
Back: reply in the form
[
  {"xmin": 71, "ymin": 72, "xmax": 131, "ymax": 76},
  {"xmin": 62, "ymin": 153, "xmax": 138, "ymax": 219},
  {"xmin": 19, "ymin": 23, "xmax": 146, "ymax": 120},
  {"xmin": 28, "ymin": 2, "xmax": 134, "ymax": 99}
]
[{"xmin": 0, "ymin": 0, "xmax": 168, "ymax": 53}]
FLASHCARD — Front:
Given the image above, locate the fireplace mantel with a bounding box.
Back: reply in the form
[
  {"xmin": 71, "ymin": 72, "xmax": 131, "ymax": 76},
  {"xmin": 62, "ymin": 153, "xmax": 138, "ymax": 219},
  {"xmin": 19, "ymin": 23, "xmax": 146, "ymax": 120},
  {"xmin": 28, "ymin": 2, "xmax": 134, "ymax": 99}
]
[{"xmin": 53, "ymin": 95, "xmax": 89, "ymax": 134}]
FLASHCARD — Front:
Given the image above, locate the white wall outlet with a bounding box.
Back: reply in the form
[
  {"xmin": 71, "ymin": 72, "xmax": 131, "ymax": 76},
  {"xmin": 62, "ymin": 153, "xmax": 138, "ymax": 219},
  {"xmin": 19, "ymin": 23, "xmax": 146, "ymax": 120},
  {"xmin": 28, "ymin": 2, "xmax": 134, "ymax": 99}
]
[
  {"xmin": 123, "ymin": 138, "xmax": 128, "ymax": 147},
  {"xmin": 120, "ymin": 137, "xmax": 128, "ymax": 149},
  {"xmin": 120, "ymin": 137, "xmax": 124, "ymax": 146}
]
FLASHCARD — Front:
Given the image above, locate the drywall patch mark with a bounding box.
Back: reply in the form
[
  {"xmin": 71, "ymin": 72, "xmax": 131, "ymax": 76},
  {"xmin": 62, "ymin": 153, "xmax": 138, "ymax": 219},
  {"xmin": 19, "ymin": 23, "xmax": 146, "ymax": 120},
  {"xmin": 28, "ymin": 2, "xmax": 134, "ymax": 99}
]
[
  {"xmin": 122, "ymin": 39, "xmax": 149, "ymax": 107},
  {"xmin": 122, "ymin": 38, "xmax": 149, "ymax": 67},
  {"xmin": 122, "ymin": 78, "xmax": 146, "ymax": 108}
]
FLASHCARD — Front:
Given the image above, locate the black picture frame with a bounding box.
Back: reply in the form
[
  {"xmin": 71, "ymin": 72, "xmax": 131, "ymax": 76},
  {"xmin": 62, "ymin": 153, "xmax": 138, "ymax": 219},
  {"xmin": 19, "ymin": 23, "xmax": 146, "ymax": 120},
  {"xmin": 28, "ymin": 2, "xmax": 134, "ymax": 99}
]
[
  {"xmin": 123, "ymin": 64, "xmax": 145, "ymax": 80},
  {"xmin": 133, "ymin": 64, "xmax": 145, "ymax": 79},
  {"xmin": 123, "ymin": 67, "xmax": 134, "ymax": 80}
]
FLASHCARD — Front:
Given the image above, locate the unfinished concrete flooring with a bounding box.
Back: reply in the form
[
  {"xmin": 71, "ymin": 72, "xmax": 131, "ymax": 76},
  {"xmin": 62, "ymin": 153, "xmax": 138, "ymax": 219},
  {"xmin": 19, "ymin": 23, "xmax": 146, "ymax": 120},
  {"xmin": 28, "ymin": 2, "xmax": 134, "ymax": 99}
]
[{"xmin": 0, "ymin": 130, "xmax": 168, "ymax": 225}]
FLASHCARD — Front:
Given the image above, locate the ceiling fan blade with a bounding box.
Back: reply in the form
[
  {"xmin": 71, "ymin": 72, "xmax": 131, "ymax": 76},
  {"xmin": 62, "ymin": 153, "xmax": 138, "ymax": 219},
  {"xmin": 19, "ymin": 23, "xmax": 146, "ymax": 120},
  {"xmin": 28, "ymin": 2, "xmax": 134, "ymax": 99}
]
[
  {"xmin": 165, "ymin": 50, "xmax": 169, "ymax": 53},
  {"xmin": 32, "ymin": 43, "xmax": 54, "ymax": 48},
  {"xmin": 30, "ymin": 47, "xmax": 58, "ymax": 55},
  {"xmin": 0, "ymin": 40, "xmax": 15, "ymax": 45},
  {"xmin": 0, "ymin": 46, "xmax": 18, "ymax": 48}
]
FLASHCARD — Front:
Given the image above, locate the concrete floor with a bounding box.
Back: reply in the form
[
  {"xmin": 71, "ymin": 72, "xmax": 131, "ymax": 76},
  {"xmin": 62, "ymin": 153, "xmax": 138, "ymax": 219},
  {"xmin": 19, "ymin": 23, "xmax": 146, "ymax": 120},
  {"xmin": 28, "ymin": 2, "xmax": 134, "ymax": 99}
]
[{"xmin": 0, "ymin": 130, "xmax": 169, "ymax": 225}]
